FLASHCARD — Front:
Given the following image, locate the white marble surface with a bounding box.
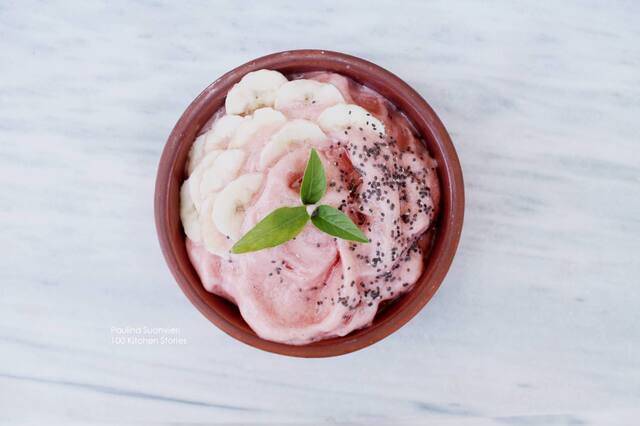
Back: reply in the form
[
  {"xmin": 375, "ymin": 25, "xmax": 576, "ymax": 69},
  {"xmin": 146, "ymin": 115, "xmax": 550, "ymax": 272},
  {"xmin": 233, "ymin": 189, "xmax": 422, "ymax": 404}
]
[{"xmin": 1, "ymin": 0, "xmax": 639, "ymax": 424}]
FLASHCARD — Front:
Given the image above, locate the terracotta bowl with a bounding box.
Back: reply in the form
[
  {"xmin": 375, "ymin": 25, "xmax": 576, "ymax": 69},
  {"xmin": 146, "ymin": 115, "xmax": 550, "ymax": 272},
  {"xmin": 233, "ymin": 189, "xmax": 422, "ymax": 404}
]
[{"xmin": 155, "ymin": 50, "xmax": 464, "ymax": 357}]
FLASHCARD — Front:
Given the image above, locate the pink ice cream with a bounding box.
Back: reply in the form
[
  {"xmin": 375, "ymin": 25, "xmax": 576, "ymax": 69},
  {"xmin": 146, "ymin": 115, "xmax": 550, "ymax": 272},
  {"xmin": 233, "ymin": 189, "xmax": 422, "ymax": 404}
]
[{"xmin": 183, "ymin": 72, "xmax": 440, "ymax": 345}]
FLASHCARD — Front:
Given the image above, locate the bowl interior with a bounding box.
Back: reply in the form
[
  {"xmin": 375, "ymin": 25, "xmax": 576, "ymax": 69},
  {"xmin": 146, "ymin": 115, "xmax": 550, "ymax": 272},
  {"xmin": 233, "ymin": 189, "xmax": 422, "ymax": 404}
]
[{"xmin": 155, "ymin": 50, "xmax": 464, "ymax": 357}]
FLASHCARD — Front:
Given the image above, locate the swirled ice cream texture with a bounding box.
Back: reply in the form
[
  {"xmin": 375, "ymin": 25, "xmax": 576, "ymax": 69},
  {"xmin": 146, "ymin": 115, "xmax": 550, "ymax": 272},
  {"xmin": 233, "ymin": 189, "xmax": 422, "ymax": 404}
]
[{"xmin": 180, "ymin": 69, "xmax": 440, "ymax": 345}]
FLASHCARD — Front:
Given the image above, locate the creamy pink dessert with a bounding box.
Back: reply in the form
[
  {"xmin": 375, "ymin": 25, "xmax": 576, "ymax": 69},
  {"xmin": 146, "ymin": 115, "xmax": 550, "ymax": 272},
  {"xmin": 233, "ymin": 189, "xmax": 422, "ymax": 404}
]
[{"xmin": 180, "ymin": 69, "xmax": 439, "ymax": 345}]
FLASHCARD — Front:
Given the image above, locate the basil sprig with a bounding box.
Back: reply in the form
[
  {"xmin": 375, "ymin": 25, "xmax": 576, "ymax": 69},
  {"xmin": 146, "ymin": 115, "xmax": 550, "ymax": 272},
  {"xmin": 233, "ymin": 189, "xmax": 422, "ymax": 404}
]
[
  {"xmin": 299, "ymin": 148, "xmax": 326, "ymax": 205},
  {"xmin": 311, "ymin": 205, "xmax": 368, "ymax": 243},
  {"xmin": 231, "ymin": 148, "xmax": 369, "ymax": 254},
  {"xmin": 230, "ymin": 206, "xmax": 310, "ymax": 254}
]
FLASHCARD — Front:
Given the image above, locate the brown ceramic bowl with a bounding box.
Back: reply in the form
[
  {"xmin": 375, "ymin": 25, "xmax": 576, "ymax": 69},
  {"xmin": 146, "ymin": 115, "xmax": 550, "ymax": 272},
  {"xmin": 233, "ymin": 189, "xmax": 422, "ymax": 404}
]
[{"xmin": 155, "ymin": 50, "xmax": 464, "ymax": 357}]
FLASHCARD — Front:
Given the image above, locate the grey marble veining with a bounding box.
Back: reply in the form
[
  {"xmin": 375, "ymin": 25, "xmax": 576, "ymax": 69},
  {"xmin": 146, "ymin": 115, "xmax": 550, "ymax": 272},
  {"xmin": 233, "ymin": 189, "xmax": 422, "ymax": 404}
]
[{"xmin": 1, "ymin": 0, "xmax": 639, "ymax": 424}]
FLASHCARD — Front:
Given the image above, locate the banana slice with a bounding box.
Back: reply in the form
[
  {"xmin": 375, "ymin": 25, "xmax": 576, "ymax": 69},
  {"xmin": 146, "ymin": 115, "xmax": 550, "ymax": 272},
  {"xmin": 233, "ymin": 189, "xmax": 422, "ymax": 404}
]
[
  {"xmin": 274, "ymin": 79, "xmax": 344, "ymax": 119},
  {"xmin": 213, "ymin": 173, "xmax": 264, "ymax": 240},
  {"xmin": 317, "ymin": 104, "xmax": 385, "ymax": 136},
  {"xmin": 199, "ymin": 194, "xmax": 232, "ymax": 256},
  {"xmin": 200, "ymin": 149, "xmax": 247, "ymax": 195},
  {"xmin": 203, "ymin": 114, "xmax": 247, "ymax": 152},
  {"xmin": 187, "ymin": 115, "xmax": 244, "ymax": 174},
  {"xmin": 186, "ymin": 133, "xmax": 207, "ymax": 175},
  {"xmin": 228, "ymin": 107, "xmax": 286, "ymax": 148},
  {"xmin": 225, "ymin": 70, "xmax": 288, "ymax": 115},
  {"xmin": 188, "ymin": 150, "xmax": 223, "ymax": 212},
  {"xmin": 259, "ymin": 119, "xmax": 327, "ymax": 169},
  {"xmin": 180, "ymin": 180, "xmax": 202, "ymax": 242}
]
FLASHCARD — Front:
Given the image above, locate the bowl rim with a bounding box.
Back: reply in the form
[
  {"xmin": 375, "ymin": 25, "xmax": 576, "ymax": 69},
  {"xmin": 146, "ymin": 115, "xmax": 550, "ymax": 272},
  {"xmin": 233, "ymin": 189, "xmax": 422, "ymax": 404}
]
[{"xmin": 155, "ymin": 49, "xmax": 464, "ymax": 357}]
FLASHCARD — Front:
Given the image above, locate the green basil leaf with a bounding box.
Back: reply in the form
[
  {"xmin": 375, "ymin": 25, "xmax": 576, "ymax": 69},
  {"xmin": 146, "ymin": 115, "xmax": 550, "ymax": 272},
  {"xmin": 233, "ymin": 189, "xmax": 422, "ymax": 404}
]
[
  {"xmin": 231, "ymin": 206, "xmax": 309, "ymax": 254},
  {"xmin": 300, "ymin": 148, "xmax": 326, "ymax": 205},
  {"xmin": 310, "ymin": 205, "xmax": 369, "ymax": 243}
]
